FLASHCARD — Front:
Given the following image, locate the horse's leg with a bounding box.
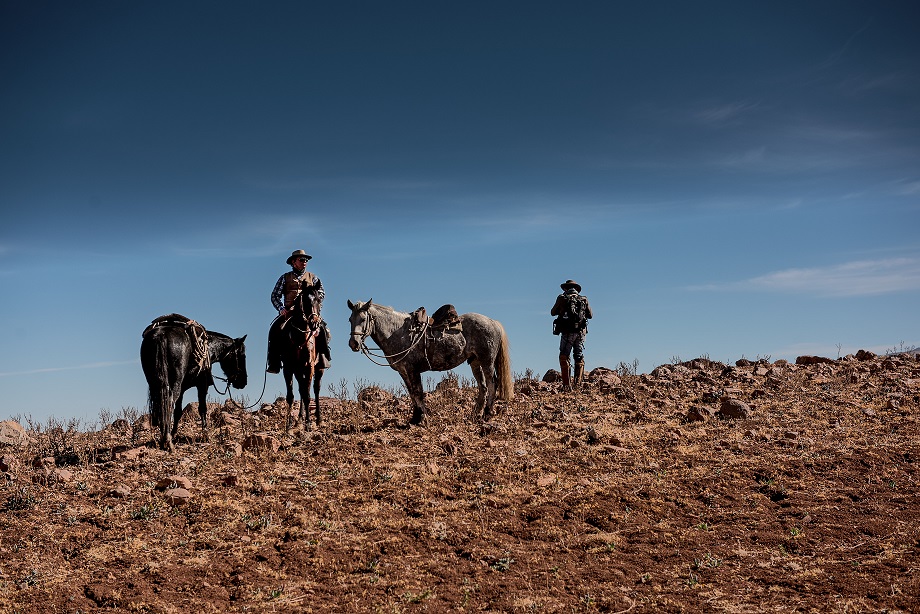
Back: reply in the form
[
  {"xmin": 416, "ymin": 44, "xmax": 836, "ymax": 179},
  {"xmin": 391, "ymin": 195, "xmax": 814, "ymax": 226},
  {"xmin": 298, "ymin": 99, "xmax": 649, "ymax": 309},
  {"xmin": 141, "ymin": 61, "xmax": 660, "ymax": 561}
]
[
  {"xmin": 296, "ymin": 367, "xmax": 312, "ymax": 428},
  {"xmin": 481, "ymin": 361, "xmax": 498, "ymax": 421},
  {"xmin": 468, "ymin": 360, "xmax": 488, "ymax": 419},
  {"xmin": 284, "ymin": 365, "xmax": 295, "ymax": 431},
  {"xmin": 403, "ymin": 370, "xmax": 427, "ymax": 426},
  {"xmin": 313, "ymin": 368, "xmax": 324, "ymax": 426},
  {"xmin": 197, "ymin": 383, "xmax": 209, "ymax": 442},
  {"xmin": 169, "ymin": 390, "xmax": 184, "ymax": 452},
  {"xmin": 153, "ymin": 377, "xmax": 175, "ymax": 451}
]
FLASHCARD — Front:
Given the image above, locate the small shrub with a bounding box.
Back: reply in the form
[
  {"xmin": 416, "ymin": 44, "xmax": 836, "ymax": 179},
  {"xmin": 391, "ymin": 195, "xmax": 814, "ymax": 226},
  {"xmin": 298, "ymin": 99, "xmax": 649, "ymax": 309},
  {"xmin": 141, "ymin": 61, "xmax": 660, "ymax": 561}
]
[
  {"xmin": 131, "ymin": 502, "xmax": 160, "ymax": 521},
  {"xmin": 4, "ymin": 488, "xmax": 38, "ymax": 512}
]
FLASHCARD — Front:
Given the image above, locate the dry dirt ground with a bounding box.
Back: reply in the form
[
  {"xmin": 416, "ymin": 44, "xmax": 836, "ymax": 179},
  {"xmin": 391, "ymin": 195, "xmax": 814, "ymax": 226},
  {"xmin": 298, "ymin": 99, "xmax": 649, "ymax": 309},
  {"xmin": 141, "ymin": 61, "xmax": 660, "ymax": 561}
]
[{"xmin": 1, "ymin": 351, "xmax": 919, "ymax": 613}]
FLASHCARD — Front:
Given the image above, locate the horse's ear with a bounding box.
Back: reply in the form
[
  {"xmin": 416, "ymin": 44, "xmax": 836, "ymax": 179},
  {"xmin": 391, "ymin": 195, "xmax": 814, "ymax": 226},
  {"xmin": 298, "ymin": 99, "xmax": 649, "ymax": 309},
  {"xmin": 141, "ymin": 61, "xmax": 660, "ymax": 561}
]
[
  {"xmin": 364, "ymin": 299, "xmax": 373, "ymax": 311},
  {"xmin": 238, "ymin": 335, "xmax": 247, "ymax": 343},
  {"xmin": 347, "ymin": 299, "xmax": 355, "ymax": 311}
]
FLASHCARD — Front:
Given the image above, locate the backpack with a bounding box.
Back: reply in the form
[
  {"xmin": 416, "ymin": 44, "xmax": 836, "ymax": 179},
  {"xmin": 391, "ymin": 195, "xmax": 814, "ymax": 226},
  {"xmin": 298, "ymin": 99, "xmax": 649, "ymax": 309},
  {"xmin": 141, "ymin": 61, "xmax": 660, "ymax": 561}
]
[{"xmin": 554, "ymin": 293, "xmax": 587, "ymax": 334}]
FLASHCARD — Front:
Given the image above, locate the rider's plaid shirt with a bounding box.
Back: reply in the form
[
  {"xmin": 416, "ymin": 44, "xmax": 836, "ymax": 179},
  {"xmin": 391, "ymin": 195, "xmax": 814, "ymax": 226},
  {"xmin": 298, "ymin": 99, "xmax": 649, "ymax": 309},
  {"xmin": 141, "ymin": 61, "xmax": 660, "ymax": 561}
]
[{"xmin": 271, "ymin": 272, "xmax": 325, "ymax": 313}]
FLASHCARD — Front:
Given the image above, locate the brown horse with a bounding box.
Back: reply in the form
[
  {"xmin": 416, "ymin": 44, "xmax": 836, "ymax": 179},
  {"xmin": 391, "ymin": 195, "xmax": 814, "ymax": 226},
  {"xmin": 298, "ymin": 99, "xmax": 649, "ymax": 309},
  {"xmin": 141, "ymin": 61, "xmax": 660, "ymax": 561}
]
[
  {"xmin": 279, "ymin": 291, "xmax": 326, "ymax": 429},
  {"xmin": 347, "ymin": 299, "xmax": 512, "ymax": 425}
]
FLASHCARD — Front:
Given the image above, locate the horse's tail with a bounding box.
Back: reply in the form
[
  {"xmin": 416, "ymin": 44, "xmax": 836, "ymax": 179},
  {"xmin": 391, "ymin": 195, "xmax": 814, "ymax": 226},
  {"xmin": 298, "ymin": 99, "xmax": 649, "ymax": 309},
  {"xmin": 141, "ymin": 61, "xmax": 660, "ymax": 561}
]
[
  {"xmin": 147, "ymin": 333, "xmax": 174, "ymax": 439},
  {"xmin": 494, "ymin": 322, "xmax": 514, "ymax": 402}
]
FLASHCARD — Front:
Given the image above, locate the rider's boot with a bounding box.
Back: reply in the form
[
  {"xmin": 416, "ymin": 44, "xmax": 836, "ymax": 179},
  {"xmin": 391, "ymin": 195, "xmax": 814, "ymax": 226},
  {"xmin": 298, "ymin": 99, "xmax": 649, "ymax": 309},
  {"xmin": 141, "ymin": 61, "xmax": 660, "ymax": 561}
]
[
  {"xmin": 574, "ymin": 359, "xmax": 585, "ymax": 389},
  {"xmin": 266, "ymin": 342, "xmax": 281, "ymax": 374},
  {"xmin": 266, "ymin": 324, "xmax": 281, "ymax": 373},
  {"xmin": 559, "ymin": 354, "xmax": 571, "ymax": 392}
]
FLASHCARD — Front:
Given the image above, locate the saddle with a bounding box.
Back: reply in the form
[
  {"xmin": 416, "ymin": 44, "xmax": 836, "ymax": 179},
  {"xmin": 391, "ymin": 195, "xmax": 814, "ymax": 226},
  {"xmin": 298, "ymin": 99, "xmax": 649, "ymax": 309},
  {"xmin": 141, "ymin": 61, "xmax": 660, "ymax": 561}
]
[
  {"xmin": 143, "ymin": 314, "xmax": 210, "ymax": 372},
  {"xmin": 411, "ymin": 304, "xmax": 462, "ymax": 333}
]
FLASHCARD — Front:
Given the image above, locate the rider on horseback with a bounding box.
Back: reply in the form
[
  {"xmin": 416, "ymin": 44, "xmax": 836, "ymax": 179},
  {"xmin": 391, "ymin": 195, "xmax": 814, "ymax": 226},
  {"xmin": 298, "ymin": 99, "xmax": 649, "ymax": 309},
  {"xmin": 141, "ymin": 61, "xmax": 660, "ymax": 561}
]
[{"xmin": 267, "ymin": 249, "xmax": 329, "ymax": 374}]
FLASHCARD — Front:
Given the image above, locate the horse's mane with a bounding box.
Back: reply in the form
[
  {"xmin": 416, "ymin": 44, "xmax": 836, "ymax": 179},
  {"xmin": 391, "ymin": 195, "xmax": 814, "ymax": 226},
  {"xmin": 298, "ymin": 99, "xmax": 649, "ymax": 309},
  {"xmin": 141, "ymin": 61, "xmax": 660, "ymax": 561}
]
[{"xmin": 366, "ymin": 302, "xmax": 411, "ymax": 318}]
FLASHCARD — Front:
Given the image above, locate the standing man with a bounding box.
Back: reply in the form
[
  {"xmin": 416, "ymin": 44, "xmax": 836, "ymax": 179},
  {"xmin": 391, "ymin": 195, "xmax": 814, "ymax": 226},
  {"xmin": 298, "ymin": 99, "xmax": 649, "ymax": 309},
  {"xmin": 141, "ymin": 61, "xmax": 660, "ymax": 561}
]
[
  {"xmin": 267, "ymin": 249, "xmax": 326, "ymax": 374},
  {"xmin": 551, "ymin": 280, "xmax": 593, "ymax": 391}
]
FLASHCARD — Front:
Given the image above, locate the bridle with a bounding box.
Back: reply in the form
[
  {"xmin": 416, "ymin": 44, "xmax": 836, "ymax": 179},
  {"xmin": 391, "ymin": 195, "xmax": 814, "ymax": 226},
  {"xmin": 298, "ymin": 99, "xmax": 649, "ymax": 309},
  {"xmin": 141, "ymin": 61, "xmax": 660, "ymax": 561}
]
[
  {"xmin": 352, "ymin": 309, "xmax": 429, "ymax": 367},
  {"xmin": 212, "ymin": 340, "xmax": 265, "ymax": 410}
]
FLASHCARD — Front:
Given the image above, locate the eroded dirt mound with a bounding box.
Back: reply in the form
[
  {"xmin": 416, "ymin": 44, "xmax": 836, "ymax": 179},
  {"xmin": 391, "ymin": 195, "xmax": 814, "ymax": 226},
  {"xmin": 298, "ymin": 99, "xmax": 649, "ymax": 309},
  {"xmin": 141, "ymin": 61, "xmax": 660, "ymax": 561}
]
[{"xmin": 1, "ymin": 352, "xmax": 918, "ymax": 612}]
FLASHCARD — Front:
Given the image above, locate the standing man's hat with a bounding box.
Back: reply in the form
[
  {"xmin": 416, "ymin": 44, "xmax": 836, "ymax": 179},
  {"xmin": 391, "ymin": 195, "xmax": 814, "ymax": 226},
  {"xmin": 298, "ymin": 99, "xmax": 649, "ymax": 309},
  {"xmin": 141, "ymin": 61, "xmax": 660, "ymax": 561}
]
[
  {"xmin": 561, "ymin": 280, "xmax": 581, "ymax": 292},
  {"xmin": 286, "ymin": 249, "xmax": 312, "ymax": 265}
]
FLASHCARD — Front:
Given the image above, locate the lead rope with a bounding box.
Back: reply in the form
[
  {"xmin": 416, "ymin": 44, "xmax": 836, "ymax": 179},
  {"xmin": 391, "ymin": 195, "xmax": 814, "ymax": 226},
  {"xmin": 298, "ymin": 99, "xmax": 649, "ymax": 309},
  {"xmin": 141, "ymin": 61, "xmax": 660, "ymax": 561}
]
[
  {"xmin": 211, "ymin": 321, "xmax": 273, "ymax": 411},
  {"xmin": 359, "ymin": 319, "xmax": 429, "ymax": 366}
]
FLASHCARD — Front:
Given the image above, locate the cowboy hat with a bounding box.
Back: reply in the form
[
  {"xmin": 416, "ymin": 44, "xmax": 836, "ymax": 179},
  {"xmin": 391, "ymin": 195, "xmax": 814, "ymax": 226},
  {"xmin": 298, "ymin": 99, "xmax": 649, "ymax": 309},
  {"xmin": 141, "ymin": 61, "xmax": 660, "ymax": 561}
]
[
  {"xmin": 560, "ymin": 279, "xmax": 581, "ymax": 292},
  {"xmin": 286, "ymin": 249, "xmax": 312, "ymax": 265}
]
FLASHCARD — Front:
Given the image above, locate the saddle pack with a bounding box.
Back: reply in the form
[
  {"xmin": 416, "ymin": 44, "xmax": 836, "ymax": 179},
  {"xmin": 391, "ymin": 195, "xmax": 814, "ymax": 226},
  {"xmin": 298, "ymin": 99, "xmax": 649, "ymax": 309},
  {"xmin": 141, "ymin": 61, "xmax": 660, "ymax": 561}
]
[{"xmin": 143, "ymin": 314, "xmax": 210, "ymax": 372}]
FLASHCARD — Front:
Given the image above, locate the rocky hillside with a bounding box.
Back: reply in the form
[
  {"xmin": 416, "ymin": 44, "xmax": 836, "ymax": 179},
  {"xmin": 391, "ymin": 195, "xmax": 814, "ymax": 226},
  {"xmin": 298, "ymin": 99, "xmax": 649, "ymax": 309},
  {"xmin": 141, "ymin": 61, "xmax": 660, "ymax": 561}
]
[{"xmin": 0, "ymin": 350, "xmax": 918, "ymax": 612}]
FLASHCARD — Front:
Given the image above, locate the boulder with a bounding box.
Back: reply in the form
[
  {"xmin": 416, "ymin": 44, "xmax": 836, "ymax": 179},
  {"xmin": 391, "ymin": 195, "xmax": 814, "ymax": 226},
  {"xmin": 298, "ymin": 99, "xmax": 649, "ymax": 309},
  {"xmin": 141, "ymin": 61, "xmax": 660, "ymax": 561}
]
[
  {"xmin": 588, "ymin": 367, "xmax": 621, "ymax": 389},
  {"xmin": 0, "ymin": 421, "xmax": 34, "ymax": 447},
  {"xmin": 718, "ymin": 398, "xmax": 752, "ymax": 420},
  {"xmin": 795, "ymin": 355, "xmax": 835, "ymax": 365}
]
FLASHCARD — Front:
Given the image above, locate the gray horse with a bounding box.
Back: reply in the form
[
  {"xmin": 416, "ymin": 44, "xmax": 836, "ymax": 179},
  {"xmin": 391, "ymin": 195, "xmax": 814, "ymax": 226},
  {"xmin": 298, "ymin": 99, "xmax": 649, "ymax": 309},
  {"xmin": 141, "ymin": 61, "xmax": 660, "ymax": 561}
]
[{"xmin": 347, "ymin": 299, "xmax": 513, "ymax": 425}]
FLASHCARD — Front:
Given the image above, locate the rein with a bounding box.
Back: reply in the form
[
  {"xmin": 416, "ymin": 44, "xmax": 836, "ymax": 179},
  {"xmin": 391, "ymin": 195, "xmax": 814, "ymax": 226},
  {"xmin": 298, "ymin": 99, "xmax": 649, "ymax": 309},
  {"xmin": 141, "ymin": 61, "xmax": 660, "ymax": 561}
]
[
  {"xmin": 213, "ymin": 331, "xmax": 266, "ymax": 411},
  {"xmin": 355, "ymin": 312, "xmax": 429, "ymax": 367}
]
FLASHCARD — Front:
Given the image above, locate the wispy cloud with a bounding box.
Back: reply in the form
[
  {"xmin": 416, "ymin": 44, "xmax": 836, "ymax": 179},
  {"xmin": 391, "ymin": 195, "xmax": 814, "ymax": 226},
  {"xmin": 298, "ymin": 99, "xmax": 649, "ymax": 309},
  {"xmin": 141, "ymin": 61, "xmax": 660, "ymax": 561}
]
[
  {"xmin": 241, "ymin": 173, "xmax": 445, "ymax": 194},
  {"xmin": 891, "ymin": 179, "xmax": 920, "ymax": 196},
  {"xmin": 692, "ymin": 258, "xmax": 920, "ymax": 297},
  {"xmin": 0, "ymin": 360, "xmax": 139, "ymax": 378},
  {"xmin": 814, "ymin": 20, "xmax": 873, "ymax": 71},
  {"xmin": 838, "ymin": 70, "xmax": 915, "ymax": 95},
  {"xmin": 694, "ymin": 101, "xmax": 761, "ymax": 126}
]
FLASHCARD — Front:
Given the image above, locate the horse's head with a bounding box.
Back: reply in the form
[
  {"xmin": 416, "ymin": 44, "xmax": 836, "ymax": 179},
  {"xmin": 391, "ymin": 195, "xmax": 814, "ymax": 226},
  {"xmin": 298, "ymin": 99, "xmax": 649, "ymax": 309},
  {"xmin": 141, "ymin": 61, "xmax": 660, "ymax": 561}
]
[
  {"xmin": 291, "ymin": 283, "xmax": 319, "ymax": 325},
  {"xmin": 218, "ymin": 335, "xmax": 248, "ymax": 389},
  {"xmin": 347, "ymin": 299, "xmax": 373, "ymax": 352}
]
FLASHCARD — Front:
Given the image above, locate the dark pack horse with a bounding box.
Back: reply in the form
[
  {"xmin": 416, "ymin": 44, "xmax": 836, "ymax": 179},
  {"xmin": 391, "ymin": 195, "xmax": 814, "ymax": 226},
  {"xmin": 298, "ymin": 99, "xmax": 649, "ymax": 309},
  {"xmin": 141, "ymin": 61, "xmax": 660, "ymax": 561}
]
[
  {"xmin": 348, "ymin": 299, "xmax": 513, "ymax": 425},
  {"xmin": 141, "ymin": 314, "xmax": 247, "ymax": 451},
  {"xmin": 278, "ymin": 287, "xmax": 329, "ymax": 429}
]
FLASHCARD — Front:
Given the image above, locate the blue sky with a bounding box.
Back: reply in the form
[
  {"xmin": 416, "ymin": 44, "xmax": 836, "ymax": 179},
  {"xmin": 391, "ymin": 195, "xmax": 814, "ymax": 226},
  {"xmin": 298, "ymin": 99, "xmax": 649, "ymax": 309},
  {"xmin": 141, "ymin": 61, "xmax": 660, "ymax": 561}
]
[{"xmin": 2, "ymin": 1, "xmax": 918, "ymax": 425}]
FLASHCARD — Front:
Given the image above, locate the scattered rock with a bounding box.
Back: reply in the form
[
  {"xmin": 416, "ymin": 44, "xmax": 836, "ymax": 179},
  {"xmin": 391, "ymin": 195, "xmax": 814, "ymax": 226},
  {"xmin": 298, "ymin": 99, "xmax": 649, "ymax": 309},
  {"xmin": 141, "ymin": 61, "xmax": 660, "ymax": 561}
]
[
  {"xmin": 796, "ymin": 355, "xmax": 835, "ymax": 365},
  {"xmin": 109, "ymin": 484, "xmax": 132, "ymax": 498},
  {"xmin": 585, "ymin": 426, "xmax": 601, "ymax": 444},
  {"xmin": 0, "ymin": 455, "xmax": 19, "ymax": 473},
  {"xmin": 718, "ymin": 398, "xmax": 752, "ymax": 420},
  {"xmin": 32, "ymin": 467, "xmax": 74, "ymax": 486},
  {"xmin": 588, "ymin": 367, "xmax": 621, "ymax": 390},
  {"xmin": 156, "ymin": 475, "xmax": 192, "ymax": 491},
  {"xmin": 686, "ymin": 406, "xmax": 716, "ymax": 422},
  {"xmin": 162, "ymin": 487, "xmax": 192, "ymax": 506},
  {"xmin": 242, "ymin": 433, "xmax": 280, "ymax": 453},
  {"xmin": 113, "ymin": 446, "xmax": 148, "ymax": 462},
  {"xmin": 357, "ymin": 386, "xmax": 396, "ymax": 407},
  {"xmin": 223, "ymin": 442, "xmax": 243, "ymax": 457},
  {"xmin": 855, "ymin": 349, "xmax": 877, "ymax": 361},
  {"xmin": 217, "ymin": 412, "xmax": 241, "ymax": 428},
  {"xmin": 0, "ymin": 421, "xmax": 34, "ymax": 447}
]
